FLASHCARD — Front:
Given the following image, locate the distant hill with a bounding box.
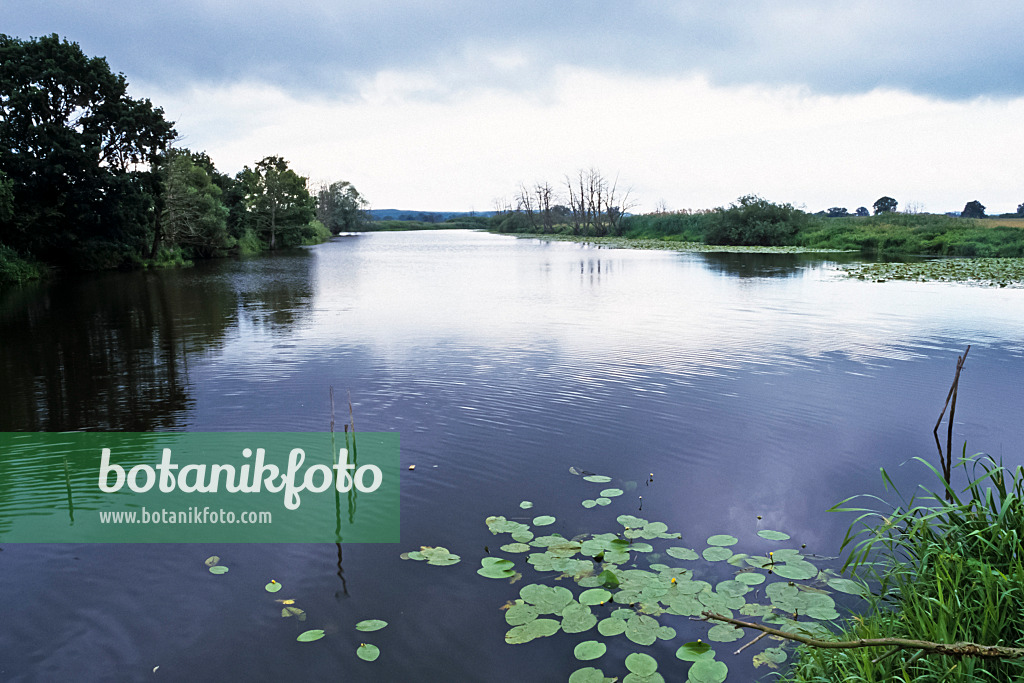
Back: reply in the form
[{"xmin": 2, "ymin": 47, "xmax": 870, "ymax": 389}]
[{"xmin": 368, "ymin": 209, "xmax": 496, "ymax": 222}]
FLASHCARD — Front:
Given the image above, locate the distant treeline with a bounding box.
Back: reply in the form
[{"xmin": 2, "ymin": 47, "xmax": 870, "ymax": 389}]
[{"xmin": 0, "ymin": 34, "xmax": 370, "ymax": 284}]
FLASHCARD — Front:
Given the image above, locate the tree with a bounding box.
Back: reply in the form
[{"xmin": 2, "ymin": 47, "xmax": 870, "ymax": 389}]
[
  {"xmin": 238, "ymin": 156, "xmax": 315, "ymax": 249},
  {"xmin": 826, "ymin": 207, "xmax": 849, "ymax": 217},
  {"xmin": 704, "ymin": 195, "xmax": 806, "ymax": 246},
  {"xmin": 855, "ymin": 207, "xmax": 870, "ymax": 217},
  {"xmin": 961, "ymin": 200, "xmax": 986, "ymax": 219},
  {"xmin": 316, "ymin": 180, "xmax": 369, "ymax": 233},
  {"xmin": 159, "ymin": 149, "xmax": 231, "ymax": 257},
  {"xmin": 0, "ymin": 33, "xmax": 176, "ymax": 265},
  {"xmin": 873, "ymin": 196, "xmax": 898, "ymax": 214},
  {"xmin": 564, "ymin": 168, "xmax": 634, "ymax": 236},
  {"xmin": 1017, "ymin": 203, "xmax": 1024, "ymax": 217}
]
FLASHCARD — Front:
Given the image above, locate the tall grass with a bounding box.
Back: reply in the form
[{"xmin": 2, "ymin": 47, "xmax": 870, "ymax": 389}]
[{"xmin": 779, "ymin": 453, "xmax": 1024, "ymax": 682}]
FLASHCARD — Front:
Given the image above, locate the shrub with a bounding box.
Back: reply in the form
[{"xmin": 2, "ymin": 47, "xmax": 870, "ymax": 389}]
[{"xmin": 704, "ymin": 195, "xmax": 806, "ymax": 246}]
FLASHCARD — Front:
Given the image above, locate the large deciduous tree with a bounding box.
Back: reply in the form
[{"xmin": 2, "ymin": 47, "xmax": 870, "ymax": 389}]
[
  {"xmin": 159, "ymin": 149, "xmax": 232, "ymax": 257},
  {"xmin": 873, "ymin": 196, "xmax": 898, "ymax": 214},
  {"xmin": 315, "ymin": 180, "xmax": 369, "ymax": 233},
  {"xmin": 238, "ymin": 156, "xmax": 315, "ymax": 250},
  {"xmin": 0, "ymin": 33, "xmax": 176, "ymax": 265},
  {"xmin": 961, "ymin": 200, "xmax": 986, "ymax": 219}
]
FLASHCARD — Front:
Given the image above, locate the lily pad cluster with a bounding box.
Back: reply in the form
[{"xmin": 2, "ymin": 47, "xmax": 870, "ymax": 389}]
[
  {"xmin": 407, "ymin": 470, "xmax": 865, "ymax": 681},
  {"xmin": 841, "ymin": 257, "xmax": 1024, "ymax": 287}
]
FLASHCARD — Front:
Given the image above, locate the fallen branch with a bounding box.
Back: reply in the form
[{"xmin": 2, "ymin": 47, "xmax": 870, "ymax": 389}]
[{"xmin": 701, "ymin": 611, "xmax": 1024, "ymax": 660}]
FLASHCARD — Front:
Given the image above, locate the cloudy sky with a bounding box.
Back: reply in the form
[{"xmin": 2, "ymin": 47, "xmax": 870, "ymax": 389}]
[{"xmin": 7, "ymin": 2, "xmax": 1024, "ymax": 214}]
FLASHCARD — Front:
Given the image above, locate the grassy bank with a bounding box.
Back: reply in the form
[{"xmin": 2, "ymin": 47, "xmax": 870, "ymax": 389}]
[{"xmin": 778, "ymin": 454, "xmax": 1024, "ymax": 682}]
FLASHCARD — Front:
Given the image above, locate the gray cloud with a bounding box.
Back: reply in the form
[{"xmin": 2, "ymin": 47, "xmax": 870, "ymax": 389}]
[{"xmin": 6, "ymin": 1, "xmax": 1024, "ymax": 100}]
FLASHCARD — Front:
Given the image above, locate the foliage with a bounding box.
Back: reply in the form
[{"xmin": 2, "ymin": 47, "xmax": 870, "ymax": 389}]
[
  {"xmin": 159, "ymin": 150, "xmax": 233, "ymax": 258},
  {"xmin": 316, "ymin": 181, "xmax": 369, "ymax": 233},
  {"xmin": 237, "ymin": 156, "xmax": 315, "ymax": 250},
  {"xmin": 842, "ymin": 257, "xmax": 1024, "ymax": 286},
  {"xmin": 0, "ymin": 33, "xmax": 176, "ymax": 267},
  {"xmin": 301, "ymin": 219, "xmax": 332, "ymax": 245},
  {"xmin": 961, "ymin": 200, "xmax": 986, "ymax": 219},
  {"xmin": 873, "ymin": 196, "xmax": 898, "ymax": 214},
  {"xmin": 0, "ymin": 243, "xmax": 45, "ymax": 284},
  {"xmin": 779, "ymin": 455, "xmax": 1024, "ymax": 682},
  {"xmin": 704, "ymin": 195, "xmax": 807, "ymax": 247}
]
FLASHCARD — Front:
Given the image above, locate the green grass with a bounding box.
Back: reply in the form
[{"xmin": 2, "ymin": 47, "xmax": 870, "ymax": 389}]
[{"xmin": 777, "ymin": 454, "xmax": 1024, "ymax": 682}]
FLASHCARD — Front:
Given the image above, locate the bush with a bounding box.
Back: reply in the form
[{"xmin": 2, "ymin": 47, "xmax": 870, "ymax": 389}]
[
  {"xmin": 704, "ymin": 195, "xmax": 806, "ymax": 246},
  {"xmin": 0, "ymin": 244, "xmax": 45, "ymax": 284}
]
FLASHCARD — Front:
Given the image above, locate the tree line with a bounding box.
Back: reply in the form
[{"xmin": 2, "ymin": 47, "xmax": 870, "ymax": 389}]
[{"xmin": 0, "ymin": 34, "xmax": 369, "ymax": 282}]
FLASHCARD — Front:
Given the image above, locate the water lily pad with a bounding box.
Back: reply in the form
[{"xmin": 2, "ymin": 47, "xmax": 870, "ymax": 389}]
[
  {"xmin": 826, "ymin": 577, "xmax": 865, "ymax": 595},
  {"xmin": 702, "ymin": 547, "xmax": 733, "ymax": 562},
  {"xmin": 600, "ymin": 488, "xmax": 624, "ymax": 498},
  {"xmin": 505, "ymin": 618, "xmax": 560, "ymax": 644},
  {"xmin": 625, "ymin": 652, "xmax": 659, "ymax": 675},
  {"xmin": 561, "ymin": 602, "xmax": 597, "ymax": 634},
  {"xmin": 533, "ymin": 515, "xmax": 556, "ymax": 526},
  {"xmin": 519, "ymin": 501, "xmax": 534, "ymax": 509},
  {"xmin": 771, "ymin": 560, "xmax": 817, "ymax": 581},
  {"xmin": 688, "ymin": 658, "xmax": 728, "ymax": 683},
  {"xmin": 597, "ymin": 569, "xmax": 620, "ymax": 589},
  {"xmin": 478, "ymin": 557, "xmax": 516, "ymax": 579},
  {"xmin": 707, "ymin": 623, "xmax": 744, "ymax": 643},
  {"xmin": 500, "ymin": 542, "xmax": 532, "ymax": 553},
  {"xmin": 355, "ymin": 619, "xmax": 388, "ymax": 632},
  {"xmin": 706, "ymin": 535, "xmax": 738, "ymax": 547},
  {"xmin": 598, "ymin": 616, "xmax": 627, "ymax": 636},
  {"xmin": 204, "ymin": 556, "xmax": 220, "ymax": 567},
  {"xmin": 511, "ymin": 530, "xmax": 534, "ymax": 543},
  {"xmin": 520, "ymin": 584, "xmax": 574, "ymax": 614},
  {"xmin": 265, "ymin": 581, "xmax": 282, "ymax": 592},
  {"xmin": 735, "ymin": 572, "xmax": 766, "ymax": 586},
  {"xmin": 579, "ymin": 588, "xmax": 612, "ymax": 606},
  {"xmin": 582, "ymin": 499, "xmax": 598, "ymax": 508},
  {"xmin": 356, "ymin": 642, "xmax": 380, "ymax": 661},
  {"xmin": 505, "ymin": 602, "xmax": 539, "ymax": 626},
  {"xmin": 666, "ymin": 547, "xmax": 699, "ymax": 561},
  {"xmin": 208, "ymin": 565, "xmax": 229, "ymax": 575},
  {"xmin": 675, "ymin": 640, "xmax": 712, "ymax": 661},
  {"xmin": 657, "ymin": 625, "xmax": 677, "ymax": 641},
  {"xmin": 296, "ymin": 629, "xmax": 324, "ymax": 642},
  {"xmin": 757, "ymin": 530, "xmax": 790, "ymax": 541},
  {"xmin": 624, "ymin": 614, "xmax": 660, "ymax": 646},
  {"xmin": 574, "ymin": 640, "xmax": 607, "ymax": 661},
  {"xmin": 418, "ymin": 546, "xmax": 461, "ymax": 566},
  {"xmin": 595, "ymin": 497, "xmax": 612, "ymax": 506},
  {"xmin": 583, "ymin": 475, "xmax": 612, "ymax": 483},
  {"xmin": 569, "ymin": 667, "xmax": 607, "ymax": 683},
  {"xmin": 752, "ymin": 647, "xmax": 788, "ymax": 669}
]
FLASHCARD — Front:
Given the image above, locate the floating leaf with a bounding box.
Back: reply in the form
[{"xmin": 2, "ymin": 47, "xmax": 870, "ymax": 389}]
[
  {"xmin": 505, "ymin": 618, "xmax": 560, "ymax": 644},
  {"xmin": 281, "ymin": 606, "xmax": 306, "ymax": 620},
  {"xmin": 752, "ymin": 647, "xmax": 788, "ymax": 669},
  {"xmin": 500, "ymin": 543, "xmax": 532, "ymax": 554},
  {"xmin": 511, "ymin": 530, "xmax": 534, "ymax": 543},
  {"xmin": 599, "ymin": 488, "xmax": 624, "ymax": 498},
  {"xmin": 582, "ymin": 499, "xmax": 598, "ymax": 508},
  {"xmin": 519, "ymin": 501, "xmax": 534, "ymax": 509},
  {"xmin": 561, "ymin": 602, "xmax": 597, "ymax": 634},
  {"xmin": 735, "ymin": 572, "xmax": 766, "ymax": 586},
  {"xmin": 356, "ymin": 643, "xmax": 380, "ymax": 661},
  {"xmin": 625, "ymin": 652, "xmax": 659, "ymax": 676},
  {"xmin": 757, "ymin": 530, "xmax": 790, "ymax": 541},
  {"xmin": 624, "ymin": 614, "xmax": 660, "ymax": 646},
  {"xmin": 597, "ymin": 569, "xmax": 620, "ymax": 589},
  {"xmin": 417, "ymin": 546, "xmax": 461, "ymax": 566},
  {"xmin": 676, "ymin": 640, "xmax": 713, "ymax": 661},
  {"xmin": 583, "ymin": 475, "xmax": 612, "ymax": 484},
  {"xmin": 569, "ymin": 667, "xmax": 606, "ymax": 683},
  {"xmin": 296, "ymin": 629, "xmax": 324, "ymax": 642},
  {"xmin": 505, "ymin": 603, "xmax": 539, "ymax": 626},
  {"xmin": 657, "ymin": 625, "xmax": 677, "ymax": 641},
  {"xmin": 574, "ymin": 640, "xmax": 607, "ymax": 661},
  {"xmin": 265, "ymin": 581, "xmax": 282, "ymax": 593},
  {"xmin": 533, "ymin": 515, "xmax": 556, "ymax": 526},
  {"xmin": 520, "ymin": 584, "xmax": 574, "ymax": 614},
  {"xmin": 579, "ymin": 588, "xmax": 612, "ymax": 606},
  {"xmin": 597, "ymin": 617, "xmax": 627, "ymax": 637},
  {"xmin": 204, "ymin": 556, "xmax": 220, "ymax": 567},
  {"xmin": 208, "ymin": 566, "xmax": 229, "ymax": 575},
  {"xmin": 595, "ymin": 497, "xmax": 612, "ymax": 506},
  {"xmin": 771, "ymin": 560, "xmax": 817, "ymax": 581},
  {"xmin": 688, "ymin": 658, "xmax": 728, "ymax": 683},
  {"xmin": 666, "ymin": 547, "xmax": 699, "ymax": 561},
  {"xmin": 355, "ymin": 619, "xmax": 388, "ymax": 632},
  {"xmin": 826, "ymin": 577, "xmax": 865, "ymax": 595},
  {"xmin": 706, "ymin": 535, "xmax": 738, "ymax": 547},
  {"xmin": 478, "ymin": 557, "xmax": 516, "ymax": 579},
  {"xmin": 702, "ymin": 547, "xmax": 733, "ymax": 562},
  {"xmin": 707, "ymin": 623, "xmax": 744, "ymax": 643}
]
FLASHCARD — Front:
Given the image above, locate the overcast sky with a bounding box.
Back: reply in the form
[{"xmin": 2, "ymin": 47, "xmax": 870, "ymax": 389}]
[{"xmin": 7, "ymin": 2, "xmax": 1024, "ymax": 213}]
